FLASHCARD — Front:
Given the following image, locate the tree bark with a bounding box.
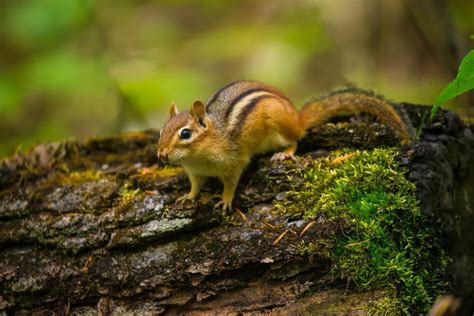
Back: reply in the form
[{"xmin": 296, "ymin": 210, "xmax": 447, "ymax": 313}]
[{"xmin": 0, "ymin": 102, "xmax": 473, "ymax": 315}]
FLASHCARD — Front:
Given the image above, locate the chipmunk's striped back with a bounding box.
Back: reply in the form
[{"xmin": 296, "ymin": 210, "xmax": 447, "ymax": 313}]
[
  {"xmin": 158, "ymin": 80, "xmax": 413, "ymax": 214},
  {"xmin": 205, "ymin": 80, "xmax": 291, "ymax": 138}
]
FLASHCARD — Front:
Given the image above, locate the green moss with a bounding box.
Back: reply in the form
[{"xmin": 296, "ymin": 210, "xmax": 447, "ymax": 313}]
[
  {"xmin": 367, "ymin": 297, "xmax": 400, "ymax": 315},
  {"xmin": 38, "ymin": 169, "xmax": 103, "ymax": 188},
  {"xmin": 118, "ymin": 182, "xmax": 140, "ymax": 203},
  {"xmin": 65, "ymin": 170, "xmax": 102, "ymax": 183},
  {"xmin": 278, "ymin": 148, "xmax": 448, "ymax": 315}
]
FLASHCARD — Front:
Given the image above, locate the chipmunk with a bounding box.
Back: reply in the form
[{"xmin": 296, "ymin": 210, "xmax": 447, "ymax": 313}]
[{"xmin": 157, "ymin": 80, "xmax": 413, "ymax": 213}]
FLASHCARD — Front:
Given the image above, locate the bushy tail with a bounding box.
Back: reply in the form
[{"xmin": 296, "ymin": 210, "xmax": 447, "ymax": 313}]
[{"xmin": 298, "ymin": 88, "xmax": 414, "ymax": 144}]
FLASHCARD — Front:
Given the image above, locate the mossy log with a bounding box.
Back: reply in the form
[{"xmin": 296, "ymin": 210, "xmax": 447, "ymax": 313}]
[{"xmin": 0, "ymin": 103, "xmax": 473, "ymax": 315}]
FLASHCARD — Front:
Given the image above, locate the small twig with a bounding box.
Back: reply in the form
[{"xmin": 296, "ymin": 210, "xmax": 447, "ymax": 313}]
[
  {"xmin": 273, "ymin": 229, "xmax": 290, "ymax": 245},
  {"xmin": 234, "ymin": 207, "xmax": 248, "ymax": 222},
  {"xmin": 331, "ymin": 153, "xmax": 357, "ymax": 165},
  {"xmin": 300, "ymin": 221, "xmax": 316, "ymax": 236},
  {"xmin": 416, "ymin": 111, "xmax": 428, "ymax": 139},
  {"xmin": 263, "ymin": 222, "xmax": 276, "ymax": 229},
  {"xmin": 344, "ymin": 240, "xmax": 369, "ymax": 248},
  {"xmin": 64, "ymin": 300, "xmax": 70, "ymax": 316}
]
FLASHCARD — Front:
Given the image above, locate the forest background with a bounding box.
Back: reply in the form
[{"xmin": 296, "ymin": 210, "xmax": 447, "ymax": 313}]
[{"xmin": 1, "ymin": 0, "xmax": 473, "ymax": 156}]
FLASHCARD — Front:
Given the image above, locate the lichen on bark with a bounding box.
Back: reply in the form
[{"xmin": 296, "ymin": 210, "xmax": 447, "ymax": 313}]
[{"xmin": 0, "ymin": 103, "xmax": 473, "ymax": 314}]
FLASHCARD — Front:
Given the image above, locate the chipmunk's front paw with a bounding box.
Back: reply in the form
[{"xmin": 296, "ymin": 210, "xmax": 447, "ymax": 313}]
[
  {"xmin": 214, "ymin": 200, "xmax": 233, "ymax": 215},
  {"xmin": 176, "ymin": 194, "xmax": 197, "ymax": 207}
]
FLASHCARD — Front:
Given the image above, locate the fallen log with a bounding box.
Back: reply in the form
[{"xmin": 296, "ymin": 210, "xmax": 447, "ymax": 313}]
[{"xmin": 0, "ymin": 101, "xmax": 473, "ymax": 315}]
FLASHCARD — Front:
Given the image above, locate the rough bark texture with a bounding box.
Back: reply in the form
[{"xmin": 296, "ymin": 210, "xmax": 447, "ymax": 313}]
[
  {"xmin": 398, "ymin": 105, "xmax": 474, "ymax": 305},
  {"xmin": 0, "ymin": 103, "xmax": 473, "ymax": 315}
]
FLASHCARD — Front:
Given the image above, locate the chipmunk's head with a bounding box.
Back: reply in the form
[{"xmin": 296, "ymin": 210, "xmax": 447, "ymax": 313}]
[{"xmin": 157, "ymin": 100, "xmax": 212, "ymax": 164}]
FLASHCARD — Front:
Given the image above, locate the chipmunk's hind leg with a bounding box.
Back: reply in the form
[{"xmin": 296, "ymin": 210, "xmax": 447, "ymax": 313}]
[
  {"xmin": 267, "ymin": 100, "xmax": 303, "ymax": 162},
  {"xmin": 271, "ymin": 143, "xmax": 297, "ymax": 161}
]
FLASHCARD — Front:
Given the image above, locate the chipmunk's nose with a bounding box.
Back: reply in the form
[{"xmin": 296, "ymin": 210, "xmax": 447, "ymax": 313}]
[{"xmin": 157, "ymin": 150, "xmax": 169, "ymax": 162}]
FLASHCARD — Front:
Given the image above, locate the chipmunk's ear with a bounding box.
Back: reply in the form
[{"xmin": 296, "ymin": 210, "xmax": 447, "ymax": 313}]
[
  {"xmin": 190, "ymin": 100, "xmax": 206, "ymax": 123},
  {"xmin": 169, "ymin": 101, "xmax": 179, "ymax": 118}
]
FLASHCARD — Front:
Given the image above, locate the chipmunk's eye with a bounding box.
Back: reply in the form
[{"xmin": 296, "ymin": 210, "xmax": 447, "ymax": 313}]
[{"xmin": 179, "ymin": 128, "xmax": 192, "ymax": 140}]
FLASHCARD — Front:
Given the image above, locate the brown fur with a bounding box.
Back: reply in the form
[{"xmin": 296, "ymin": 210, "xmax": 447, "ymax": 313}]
[
  {"xmin": 158, "ymin": 81, "xmax": 413, "ymax": 212},
  {"xmin": 238, "ymin": 96, "xmax": 303, "ymax": 156},
  {"xmin": 299, "ymin": 90, "xmax": 412, "ymax": 144},
  {"xmin": 158, "ymin": 113, "xmax": 189, "ymax": 151}
]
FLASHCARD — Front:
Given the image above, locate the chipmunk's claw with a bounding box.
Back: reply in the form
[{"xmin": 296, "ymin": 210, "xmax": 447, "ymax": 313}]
[
  {"xmin": 271, "ymin": 152, "xmax": 296, "ymax": 162},
  {"xmin": 176, "ymin": 194, "xmax": 197, "ymax": 207},
  {"xmin": 214, "ymin": 200, "xmax": 233, "ymax": 215}
]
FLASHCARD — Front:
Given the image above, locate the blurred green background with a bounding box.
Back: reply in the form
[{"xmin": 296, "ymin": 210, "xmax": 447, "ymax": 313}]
[{"xmin": 1, "ymin": 0, "xmax": 473, "ymax": 156}]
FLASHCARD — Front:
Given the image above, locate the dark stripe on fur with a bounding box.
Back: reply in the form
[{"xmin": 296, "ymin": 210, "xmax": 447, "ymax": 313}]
[
  {"xmin": 206, "ymin": 81, "xmax": 242, "ymax": 110},
  {"xmin": 225, "ymin": 88, "xmax": 271, "ymax": 121},
  {"xmin": 229, "ymin": 95, "xmax": 276, "ymax": 138}
]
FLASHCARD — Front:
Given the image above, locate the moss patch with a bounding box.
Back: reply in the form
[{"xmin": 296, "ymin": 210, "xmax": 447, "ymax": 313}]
[
  {"xmin": 118, "ymin": 182, "xmax": 141, "ymax": 203},
  {"xmin": 37, "ymin": 169, "xmax": 104, "ymax": 189},
  {"xmin": 64, "ymin": 170, "xmax": 102, "ymax": 183},
  {"xmin": 277, "ymin": 148, "xmax": 448, "ymax": 315}
]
